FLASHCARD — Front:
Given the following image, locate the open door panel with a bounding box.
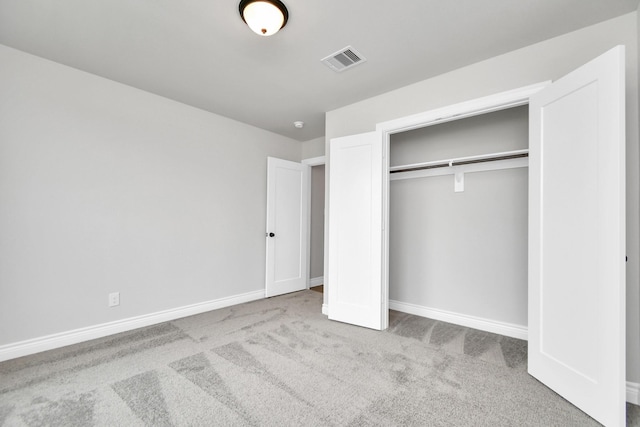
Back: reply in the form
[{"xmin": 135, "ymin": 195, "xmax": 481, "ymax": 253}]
[
  {"xmin": 328, "ymin": 131, "xmax": 387, "ymax": 330},
  {"xmin": 265, "ymin": 157, "xmax": 310, "ymax": 297},
  {"xmin": 528, "ymin": 46, "xmax": 626, "ymax": 426}
]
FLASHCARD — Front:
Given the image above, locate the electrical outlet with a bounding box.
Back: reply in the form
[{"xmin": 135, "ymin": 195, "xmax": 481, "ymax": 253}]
[{"xmin": 108, "ymin": 292, "xmax": 120, "ymax": 307}]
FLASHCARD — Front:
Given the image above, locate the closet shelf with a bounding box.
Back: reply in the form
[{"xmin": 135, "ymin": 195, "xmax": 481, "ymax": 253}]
[{"xmin": 389, "ymin": 149, "xmax": 529, "ymax": 174}]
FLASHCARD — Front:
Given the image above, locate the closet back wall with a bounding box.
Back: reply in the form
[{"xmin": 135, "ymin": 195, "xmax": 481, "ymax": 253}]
[{"xmin": 389, "ymin": 106, "xmax": 529, "ymax": 327}]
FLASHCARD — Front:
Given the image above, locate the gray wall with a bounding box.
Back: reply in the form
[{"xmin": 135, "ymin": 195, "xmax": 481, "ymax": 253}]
[
  {"xmin": 301, "ymin": 137, "xmax": 326, "ymax": 160},
  {"xmin": 310, "ymin": 165, "xmax": 325, "ymax": 280},
  {"xmin": 325, "ymin": 13, "xmax": 640, "ymax": 383},
  {"xmin": 0, "ymin": 44, "xmax": 301, "ymax": 346},
  {"xmin": 390, "ymin": 107, "xmax": 528, "ymax": 326}
]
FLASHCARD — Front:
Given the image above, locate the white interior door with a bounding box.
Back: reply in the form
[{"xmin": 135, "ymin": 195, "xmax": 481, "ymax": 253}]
[
  {"xmin": 328, "ymin": 131, "xmax": 387, "ymax": 330},
  {"xmin": 528, "ymin": 46, "xmax": 626, "ymax": 426},
  {"xmin": 265, "ymin": 157, "xmax": 310, "ymax": 297}
]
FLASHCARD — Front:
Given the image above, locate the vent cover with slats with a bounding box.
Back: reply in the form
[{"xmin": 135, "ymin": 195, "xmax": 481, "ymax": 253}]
[{"xmin": 321, "ymin": 46, "xmax": 366, "ymax": 72}]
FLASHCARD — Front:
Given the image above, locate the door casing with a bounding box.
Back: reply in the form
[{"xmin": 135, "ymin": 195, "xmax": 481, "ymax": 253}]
[
  {"xmin": 302, "ymin": 156, "xmax": 327, "ymax": 310},
  {"xmin": 374, "ymin": 82, "xmax": 551, "ymax": 331}
]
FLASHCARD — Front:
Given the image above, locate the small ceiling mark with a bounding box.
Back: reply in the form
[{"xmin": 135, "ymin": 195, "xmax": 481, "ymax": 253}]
[{"xmin": 321, "ymin": 46, "xmax": 367, "ymax": 72}]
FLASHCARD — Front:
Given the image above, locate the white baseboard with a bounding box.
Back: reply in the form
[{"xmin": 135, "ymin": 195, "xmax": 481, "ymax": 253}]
[
  {"xmin": 628, "ymin": 381, "xmax": 640, "ymax": 405},
  {"xmin": 309, "ymin": 276, "xmax": 324, "ymax": 287},
  {"xmin": 0, "ymin": 290, "xmax": 265, "ymax": 363},
  {"xmin": 5, "ymin": 294, "xmax": 636, "ymax": 405},
  {"xmin": 389, "ymin": 300, "xmax": 528, "ymax": 341}
]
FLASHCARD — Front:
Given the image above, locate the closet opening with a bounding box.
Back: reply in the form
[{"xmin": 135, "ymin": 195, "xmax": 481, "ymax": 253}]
[{"xmin": 388, "ymin": 105, "xmax": 529, "ymax": 339}]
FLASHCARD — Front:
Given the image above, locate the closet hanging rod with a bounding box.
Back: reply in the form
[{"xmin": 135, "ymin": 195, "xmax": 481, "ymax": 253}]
[{"xmin": 389, "ymin": 149, "xmax": 529, "ymax": 174}]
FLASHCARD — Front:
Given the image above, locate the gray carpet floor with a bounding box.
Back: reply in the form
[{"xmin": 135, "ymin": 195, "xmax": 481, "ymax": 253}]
[{"xmin": 1, "ymin": 289, "xmax": 638, "ymax": 426}]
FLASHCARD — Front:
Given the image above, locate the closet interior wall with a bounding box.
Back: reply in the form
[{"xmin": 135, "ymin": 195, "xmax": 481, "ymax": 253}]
[{"xmin": 389, "ymin": 106, "xmax": 530, "ymax": 328}]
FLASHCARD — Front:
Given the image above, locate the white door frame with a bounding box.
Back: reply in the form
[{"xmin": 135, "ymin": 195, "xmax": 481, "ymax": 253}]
[
  {"xmin": 374, "ymin": 82, "xmax": 551, "ymax": 331},
  {"xmin": 302, "ymin": 155, "xmax": 326, "ymax": 290},
  {"xmin": 302, "ymin": 156, "xmax": 326, "ymax": 166}
]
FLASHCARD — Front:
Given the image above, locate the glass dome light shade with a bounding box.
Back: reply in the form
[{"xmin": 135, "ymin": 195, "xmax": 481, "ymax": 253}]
[{"xmin": 240, "ymin": 0, "xmax": 288, "ymax": 36}]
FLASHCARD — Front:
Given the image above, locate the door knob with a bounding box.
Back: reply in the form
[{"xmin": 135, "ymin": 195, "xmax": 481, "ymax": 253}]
[{"xmin": 268, "ymin": 232, "xmax": 275, "ymax": 237}]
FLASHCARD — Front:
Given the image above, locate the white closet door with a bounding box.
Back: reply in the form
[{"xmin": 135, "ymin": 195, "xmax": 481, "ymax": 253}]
[
  {"xmin": 328, "ymin": 131, "xmax": 386, "ymax": 330},
  {"xmin": 529, "ymin": 45, "xmax": 625, "ymax": 426}
]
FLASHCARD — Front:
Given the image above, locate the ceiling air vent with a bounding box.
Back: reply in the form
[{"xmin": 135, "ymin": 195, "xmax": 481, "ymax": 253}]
[{"xmin": 321, "ymin": 46, "xmax": 366, "ymax": 72}]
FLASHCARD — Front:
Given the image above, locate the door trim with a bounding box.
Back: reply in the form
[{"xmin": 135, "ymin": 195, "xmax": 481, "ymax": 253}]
[
  {"xmin": 373, "ymin": 81, "xmax": 550, "ymax": 332},
  {"xmin": 302, "ymin": 155, "xmax": 326, "ymax": 167},
  {"xmin": 376, "ymin": 82, "xmax": 550, "ymax": 135},
  {"xmin": 303, "ymin": 156, "xmax": 327, "ymax": 314}
]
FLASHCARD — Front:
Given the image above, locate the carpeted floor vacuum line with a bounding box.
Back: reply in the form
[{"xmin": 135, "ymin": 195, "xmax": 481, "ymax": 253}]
[{"xmin": 0, "ymin": 290, "xmax": 638, "ymax": 426}]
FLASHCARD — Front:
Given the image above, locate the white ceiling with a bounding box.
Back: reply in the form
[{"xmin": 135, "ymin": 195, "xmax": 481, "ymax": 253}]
[{"xmin": 1, "ymin": 0, "xmax": 638, "ymax": 141}]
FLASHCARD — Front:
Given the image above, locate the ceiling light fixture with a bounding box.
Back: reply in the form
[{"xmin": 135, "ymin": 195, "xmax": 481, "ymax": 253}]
[{"xmin": 239, "ymin": 0, "xmax": 288, "ymax": 36}]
